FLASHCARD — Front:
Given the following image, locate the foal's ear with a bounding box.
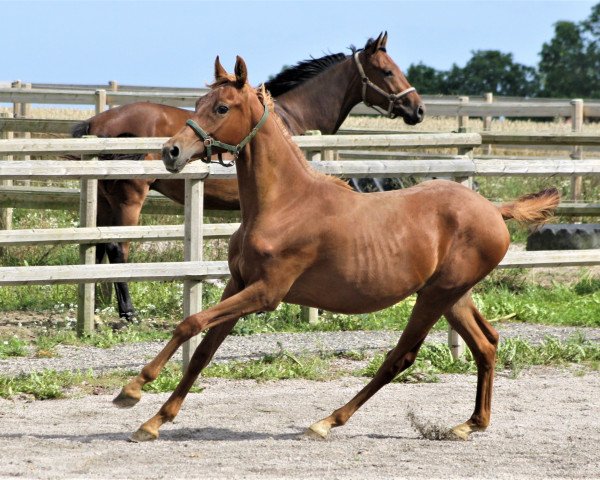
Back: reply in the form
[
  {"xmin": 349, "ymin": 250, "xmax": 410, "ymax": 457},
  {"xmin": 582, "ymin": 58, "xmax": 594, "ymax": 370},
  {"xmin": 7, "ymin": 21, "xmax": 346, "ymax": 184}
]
[
  {"xmin": 214, "ymin": 56, "xmax": 229, "ymax": 81},
  {"xmin": 234, "ymin": 55, "xmax": 248, "ymax": 87}
]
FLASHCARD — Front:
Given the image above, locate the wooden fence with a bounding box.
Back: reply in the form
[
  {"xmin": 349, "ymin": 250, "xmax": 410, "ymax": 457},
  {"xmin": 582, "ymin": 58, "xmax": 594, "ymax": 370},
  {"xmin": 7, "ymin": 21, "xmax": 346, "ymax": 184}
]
[
  {"xmin": 0, "ymin": 134, "xmax": 599, "ymax": 364},
  {"xmin": 2, "ymin": 84, "xmax": 600, "ymax": 119}
]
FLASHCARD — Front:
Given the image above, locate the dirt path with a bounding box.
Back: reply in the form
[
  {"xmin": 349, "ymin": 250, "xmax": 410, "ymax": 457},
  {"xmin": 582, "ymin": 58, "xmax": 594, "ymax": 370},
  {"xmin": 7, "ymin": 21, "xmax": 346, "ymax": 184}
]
[{"xmin": 1, "ymin": 368, "xmax": 598, "ymax": 479}]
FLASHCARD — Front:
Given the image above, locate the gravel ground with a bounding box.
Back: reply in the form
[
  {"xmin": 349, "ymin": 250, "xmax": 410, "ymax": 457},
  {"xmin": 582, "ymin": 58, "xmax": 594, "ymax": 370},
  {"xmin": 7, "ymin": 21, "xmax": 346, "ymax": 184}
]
[
  {"xmin": 1, "ymin": 323, "xmax": 599, "ymax": 377},
  {"xmin": 0, "ymin": 370, "xmax": 598, "ymax": 479},
  {"xmin": 1, "ymin": 324, "xmax": 599, "ymax": 479}
]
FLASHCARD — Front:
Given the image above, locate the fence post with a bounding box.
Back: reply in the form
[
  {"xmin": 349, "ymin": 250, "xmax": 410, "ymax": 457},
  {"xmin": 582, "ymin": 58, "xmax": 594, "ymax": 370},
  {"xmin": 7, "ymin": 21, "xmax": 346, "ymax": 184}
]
[
  {"xmin": 301, "ymin": 130, "xmax": 321, "ymax": 325},
  {"xmin": 447, "ymin": 139, "xmax": 474, "ymax": 360},
  {"xmin": 570, "ymin": 99, "xmax": 584, "ymax": 203},
  {"xmin": 0, "ymin": 113, "xmax": 13, "ymax": 256},
  {"xmin": 457, "ymin": 96, "xmax": 469, "ymax": 132},
  {"xmin": 108, "ymin": 81, "xmax": 118, "ymax": 109},
  {"xmin": 182, "ymin": 176, "xmax": 204, "ymax": 369},
  {"xmin": 95, "ymin": 89, "xmax": 107, "ymax": 114},
  {"xmin": 19, "ymin": 84, "xmax": 32, "ymax": 187},
  {"xmin": 483, "ymin": 93, "xmax": 493, "ymax": 155},
  {"xmin": 77, "ymin": 159, "xmax": 98, "ymax": 335}
]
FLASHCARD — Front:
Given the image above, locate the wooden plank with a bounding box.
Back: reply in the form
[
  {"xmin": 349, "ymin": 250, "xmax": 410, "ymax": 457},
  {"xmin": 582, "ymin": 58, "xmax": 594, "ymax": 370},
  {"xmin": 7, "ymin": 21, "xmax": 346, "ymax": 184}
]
[
  {"xmin": 473, "ymin": 158, "xmax": 600, "ymax": 176},
  {"xmin": 481, "ymin": 132, "xmax": 600, "ymax": 146},
  {"xmin": 0, "ymin": 160, "xmax": 209, "ymax": 180},
  {"xmin": 0, "ymin": 185, "xmax": 241, "ymax": 218},
  {"xmin": 0, "ymin": 261, "xmax": 230, "ymax": 285},
  {"xmin": 311, "ymin": 159, "xmax": 475, "ymax": 177},
  {"xmin": 0, "ymin": 137, "xmax": 166, "ymax": 155},
  {"xmin": 0, "ymin": 118, "xmax": 79, "ymax": 134},
  {"xmin": 499, "ymin": 250, "xmax": 600, "ymax": 268},
  {"xmin": 0, "ymin": 250, "xmax": 596, "ymax": 285},
  {"xmin": 0, "ymin": 223, "xmax": 239, "ymax": 246},
  {"xmin": 295, "ymin": 133, "xmax": 482, "ymax": 149}
]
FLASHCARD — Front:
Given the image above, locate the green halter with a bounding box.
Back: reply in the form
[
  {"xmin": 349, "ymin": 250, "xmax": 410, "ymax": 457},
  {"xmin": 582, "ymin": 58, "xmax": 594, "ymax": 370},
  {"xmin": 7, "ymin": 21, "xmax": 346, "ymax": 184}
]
[{"xmin": 185, "ymin": 102, "xmax": 269, "ymax": 167}]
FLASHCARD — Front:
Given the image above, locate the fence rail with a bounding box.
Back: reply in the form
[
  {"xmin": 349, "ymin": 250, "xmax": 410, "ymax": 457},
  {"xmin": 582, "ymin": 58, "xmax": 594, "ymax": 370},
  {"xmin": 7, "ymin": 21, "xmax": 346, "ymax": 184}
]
[{"xmin": 2, "ymin": 85, "xmax": 600, "ymax": 118}]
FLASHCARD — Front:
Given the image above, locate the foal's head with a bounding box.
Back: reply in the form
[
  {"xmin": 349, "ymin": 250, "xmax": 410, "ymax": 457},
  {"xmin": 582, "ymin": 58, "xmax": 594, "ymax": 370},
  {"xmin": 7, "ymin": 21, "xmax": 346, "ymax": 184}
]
[
  {"xmin": 356, "ymin": 32, "xmax": 424, "ymax": 125},
  {"xmin": 162, "ymin": 56, "xmax": 264, "ymax": 173}
]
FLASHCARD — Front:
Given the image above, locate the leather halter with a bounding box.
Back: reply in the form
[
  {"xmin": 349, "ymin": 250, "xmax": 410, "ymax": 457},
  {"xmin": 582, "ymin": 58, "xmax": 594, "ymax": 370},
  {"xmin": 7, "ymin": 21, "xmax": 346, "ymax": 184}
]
[
  {"xmin": 185, "ymin": 102, "xmax": 269, "ymax": 167},
  {"xmin": 353, "ymin": 51, "xmax": 416, "ymax": 119}
]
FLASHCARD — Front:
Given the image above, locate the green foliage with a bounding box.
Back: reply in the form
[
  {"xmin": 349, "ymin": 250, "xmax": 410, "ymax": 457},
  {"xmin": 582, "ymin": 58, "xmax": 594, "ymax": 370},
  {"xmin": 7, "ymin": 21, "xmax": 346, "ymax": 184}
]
[
  {"xmin": 539, "ymin": 8, "xmax": 600, "ymax": 98},
  {"xmin": 203, "ymin": 350, "xmax": 331, "ymax": 381},
  {"xmin": 0, "ymin": 370, "xmax": 89, "ymax": 400},
  {"xmin": 0, "ymin": 336, "xmax": 29, "ymax": 358},
  {"xmin": 405, "ymin": 2, "xmax": 600, "ymax": 98},
  {"xmin": 408, "ymin": 50, "xmax": 539, "ymax": 96},
  {"xmin": 360, "ymin": 336, "xmax": 600, "ymax": 383},
  {"xmin": 141, "ymin": 364, "xmax": 203, "ymax": 393}
]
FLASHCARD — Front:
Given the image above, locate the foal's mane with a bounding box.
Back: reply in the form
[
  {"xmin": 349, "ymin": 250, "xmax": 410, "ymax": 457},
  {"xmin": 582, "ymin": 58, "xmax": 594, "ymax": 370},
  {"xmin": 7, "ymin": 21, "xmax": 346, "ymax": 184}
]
[
  {"xmin": 256, "ymin": 86, "xmax": 352, "ymax": 190},
  {"xmin": 264, "ymin": 37, "xmax": 384, "ymax": 97}
]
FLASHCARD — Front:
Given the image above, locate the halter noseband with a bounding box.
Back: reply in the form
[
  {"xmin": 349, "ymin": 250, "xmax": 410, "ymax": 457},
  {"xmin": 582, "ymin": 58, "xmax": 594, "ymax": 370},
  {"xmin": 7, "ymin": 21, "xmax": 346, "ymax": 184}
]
[
  {"xmin": 185, "ymin": 102, "xmax": 269, "ymax": 167},
  {"xmin": 353, "ymin": 51, "xmax": 416, "ymax": 119}
]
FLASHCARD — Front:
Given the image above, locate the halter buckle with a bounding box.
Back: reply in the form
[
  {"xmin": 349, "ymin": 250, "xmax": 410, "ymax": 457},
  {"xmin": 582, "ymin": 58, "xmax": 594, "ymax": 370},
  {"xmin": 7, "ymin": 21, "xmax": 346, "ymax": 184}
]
[{"xmin": 203, "ymin": 138, "xmax": 213, "ymax": 147}]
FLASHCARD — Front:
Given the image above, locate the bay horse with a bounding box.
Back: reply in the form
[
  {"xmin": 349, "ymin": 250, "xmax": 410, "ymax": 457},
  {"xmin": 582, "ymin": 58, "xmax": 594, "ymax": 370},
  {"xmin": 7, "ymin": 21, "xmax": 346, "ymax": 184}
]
[
  {"xmin": 73, "ymin": 32, "xmax": 424, "ymax": 321},
  {"xmin": 113, "ymin": 56, "xmax": 559, "ymax": 443}
]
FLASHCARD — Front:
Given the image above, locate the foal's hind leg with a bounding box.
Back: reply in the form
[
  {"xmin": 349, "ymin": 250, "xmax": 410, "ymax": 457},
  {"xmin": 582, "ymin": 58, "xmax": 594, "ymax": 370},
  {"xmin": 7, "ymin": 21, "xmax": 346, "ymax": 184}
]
[
  {"xmin": 307, "ymin": 288, "xmax": 461, "ymax": 439},
  {"xmin": 443, "ymin": 292, "xmax": 499, "ymax": 440}
]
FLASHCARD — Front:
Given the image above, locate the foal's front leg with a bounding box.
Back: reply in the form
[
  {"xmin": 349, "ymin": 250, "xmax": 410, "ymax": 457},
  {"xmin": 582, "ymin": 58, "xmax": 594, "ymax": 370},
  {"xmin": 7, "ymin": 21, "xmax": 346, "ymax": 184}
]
[{"xmin": 115, "ymin": 279, "xmax": 286, "ymax": 441}]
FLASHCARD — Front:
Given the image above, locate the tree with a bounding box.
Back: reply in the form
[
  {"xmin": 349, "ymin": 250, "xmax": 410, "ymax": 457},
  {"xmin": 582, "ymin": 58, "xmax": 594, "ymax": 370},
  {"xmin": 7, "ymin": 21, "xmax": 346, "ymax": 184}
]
[
  {"xmin": 538, "ymin": 3, "xmax": 600, "ymax": 98},
  {"xmin": 406, "ymin": 63, "xmax": 445, "ymax": 94},
  {"xmin": 449, "ymin": 50, "xmax": 539, "ymax": 97},
  {"xmin": 407, "ymin": 51, "xmax": 539, "ymax": 97}
]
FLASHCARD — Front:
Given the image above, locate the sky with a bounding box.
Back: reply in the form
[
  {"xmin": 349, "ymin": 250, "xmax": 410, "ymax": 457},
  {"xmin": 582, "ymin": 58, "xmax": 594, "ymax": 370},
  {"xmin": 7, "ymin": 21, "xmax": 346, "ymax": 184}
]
[{"xmin": 1, "ymin": 0, "xmax": 597, "ymax": 88}]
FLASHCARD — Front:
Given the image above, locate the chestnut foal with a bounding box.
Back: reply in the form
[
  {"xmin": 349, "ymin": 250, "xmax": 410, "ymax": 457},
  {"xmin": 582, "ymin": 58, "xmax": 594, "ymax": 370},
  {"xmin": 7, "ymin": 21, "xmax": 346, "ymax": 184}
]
[
  {"xmin": 75, "ymin": 32, "xmax": 423, "ymax": 321},
  {"xmin": 114, "ymin": 56, "xmax": 559, "ymax": 443}
]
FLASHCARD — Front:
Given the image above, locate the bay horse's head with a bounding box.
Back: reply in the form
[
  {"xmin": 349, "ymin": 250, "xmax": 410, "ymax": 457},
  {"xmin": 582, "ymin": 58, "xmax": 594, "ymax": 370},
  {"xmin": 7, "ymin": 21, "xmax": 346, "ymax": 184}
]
[
  {"xmin": 163, "ymin": 56, "xmax": 266, "ymax": 173},
  {"xmin": 356, "ymin": 32, "xmax": 424, "ymax": 125}
]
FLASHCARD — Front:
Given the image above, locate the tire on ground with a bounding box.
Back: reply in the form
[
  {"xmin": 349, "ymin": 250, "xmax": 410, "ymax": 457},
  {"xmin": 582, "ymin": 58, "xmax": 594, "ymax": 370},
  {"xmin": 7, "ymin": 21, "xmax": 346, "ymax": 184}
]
[{"xmin": 526, "ymin": 224, "xmax": 600, "ymax": 250}]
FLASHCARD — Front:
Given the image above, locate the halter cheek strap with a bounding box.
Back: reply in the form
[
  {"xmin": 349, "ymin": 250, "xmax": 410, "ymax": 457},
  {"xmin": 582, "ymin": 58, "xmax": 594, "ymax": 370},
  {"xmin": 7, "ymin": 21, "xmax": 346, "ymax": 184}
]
[
  {"xmin": 353, "ymin": 51, "xmax": 416, "ymax": 119},
  {"xmin": 186, "ymin": 102, "xmax": 269, "ymax": 167}
]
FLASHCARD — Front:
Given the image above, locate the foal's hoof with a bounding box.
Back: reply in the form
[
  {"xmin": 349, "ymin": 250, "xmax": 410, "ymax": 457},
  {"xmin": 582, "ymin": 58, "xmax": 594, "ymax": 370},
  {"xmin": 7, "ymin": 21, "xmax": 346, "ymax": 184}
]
[
  {"xmin": 129, "ymin": 426, "xmax": 158, "ymax": 443},
  {"xmin": 305, "ymin": 421, "xmax": 331, "ymax": 440},
  {"xmin": 112, "ymin": 388, "xmax": 141, "ymax": 409},
  {"xmin": 450, "ymin": 422, "xmax": 485, "ymax": 441}
]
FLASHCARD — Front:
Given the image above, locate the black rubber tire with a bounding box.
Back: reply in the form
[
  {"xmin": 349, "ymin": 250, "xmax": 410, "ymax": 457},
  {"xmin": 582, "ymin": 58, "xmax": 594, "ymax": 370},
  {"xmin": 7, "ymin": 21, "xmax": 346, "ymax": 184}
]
[{"xmin": 526, "ymin": 224, "xmax": 600, "ymax": 250}]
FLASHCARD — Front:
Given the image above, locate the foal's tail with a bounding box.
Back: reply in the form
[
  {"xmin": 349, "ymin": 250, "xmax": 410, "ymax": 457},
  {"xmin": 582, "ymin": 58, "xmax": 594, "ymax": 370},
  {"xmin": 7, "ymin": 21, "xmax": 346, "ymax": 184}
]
[{"xmin": 498, "ymin": 188, "xmax": 560, "ymax": 226}]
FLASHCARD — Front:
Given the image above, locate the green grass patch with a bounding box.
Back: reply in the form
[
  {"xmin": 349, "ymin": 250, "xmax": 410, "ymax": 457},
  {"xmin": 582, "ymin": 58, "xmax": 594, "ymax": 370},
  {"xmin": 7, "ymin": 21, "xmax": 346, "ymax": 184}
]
[
  {"xmin": 474, "ymin": 273, "xmax": 600, "ymax": 327},
  {"xmin": 0, "ymin": 337, "xmax": 29, "ymax": 358},
  {"xmin": 359, "ymin": 335, "xmax": 600, "ymax": 383},
  {"xmin": 203, "ymin": 350, "xmax": 332, "ymax": 381},
  {"xmin": 2, "ymin": 336, "xmax": 597, "ymax": 400}
]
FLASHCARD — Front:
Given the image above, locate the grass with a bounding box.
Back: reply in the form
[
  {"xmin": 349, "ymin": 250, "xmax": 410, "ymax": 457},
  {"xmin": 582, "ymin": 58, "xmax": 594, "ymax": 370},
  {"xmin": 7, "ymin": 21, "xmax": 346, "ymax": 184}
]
[
  {"xmin": 0, "ymin": 270, "xmax": 598, "ymax": 354},
  {"xmin": 359, "ymin": 335, "xmax": 600, "ymax": 383},
  {"xmin": 1, "ymin": 336, "xmax": 597, "ymax": 400}
]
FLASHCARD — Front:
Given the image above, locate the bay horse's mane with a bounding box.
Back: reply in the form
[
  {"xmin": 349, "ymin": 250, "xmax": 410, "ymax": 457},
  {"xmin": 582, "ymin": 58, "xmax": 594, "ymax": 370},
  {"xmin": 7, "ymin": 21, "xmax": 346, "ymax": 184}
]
[
  {"xmin": 264, "ymin": 52, "xmax": 346, "ymax": 97},
  {"xmin": 264, "ymin": 37, "xmax": 384, "ymax": 97}
]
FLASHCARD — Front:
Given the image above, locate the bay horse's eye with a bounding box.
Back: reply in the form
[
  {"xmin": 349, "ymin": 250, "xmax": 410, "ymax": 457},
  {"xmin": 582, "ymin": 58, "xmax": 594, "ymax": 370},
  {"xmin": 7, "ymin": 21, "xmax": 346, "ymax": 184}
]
[
  {"xmin": 216, "ymin": 105, "xmax": 229, "ymax": 115},
  {"xmin": 383, "ymin": 70, "xmax": 393, "ymax": 78}
]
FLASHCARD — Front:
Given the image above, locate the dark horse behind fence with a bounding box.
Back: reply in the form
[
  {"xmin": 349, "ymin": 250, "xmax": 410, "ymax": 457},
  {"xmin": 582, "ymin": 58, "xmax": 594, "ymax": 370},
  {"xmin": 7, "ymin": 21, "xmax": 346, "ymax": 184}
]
[
  {"xmin": 72, "ymin": 32, "xmax": 424, "ymax": 321},
  {"xmin": 113, "ymin": 55, "xmax": 559, "ymax": 443}
]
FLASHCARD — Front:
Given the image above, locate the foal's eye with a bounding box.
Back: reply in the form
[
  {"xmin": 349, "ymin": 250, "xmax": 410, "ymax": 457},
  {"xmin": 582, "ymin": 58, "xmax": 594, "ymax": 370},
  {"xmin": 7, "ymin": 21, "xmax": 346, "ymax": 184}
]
[
  {"xmin": 216, "ymin": 105, "xmax": 229, "ymax": 115},
  {"xmin": 383, "ymin": 70, "xmax": 393, "ymax": 77}
]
